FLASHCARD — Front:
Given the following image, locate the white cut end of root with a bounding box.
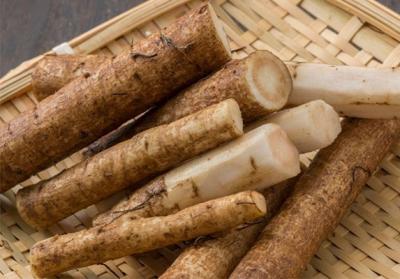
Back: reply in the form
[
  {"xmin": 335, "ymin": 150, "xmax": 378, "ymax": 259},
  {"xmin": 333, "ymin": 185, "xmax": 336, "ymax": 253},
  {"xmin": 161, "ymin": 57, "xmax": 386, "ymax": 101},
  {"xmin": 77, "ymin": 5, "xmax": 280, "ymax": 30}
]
[
  {"xmin": 258, "ymin": 124, "xmax": 301, "ymax": 183},
  {"xmin": 251, "ymin": 191, "xmax": 267, "ymax": 214},
  {"xmin": 208, "ymin": 3, "xmax": 231, "ymax": 57},
  {"xmin": 224, "ymin": 98, "xmax": 244, "ymax": 135},
  {"xmin": 250, "ymin": 100, "xmax": 341, "ymax": 153},
  {"xmin": 162, "ymin": 124, "xmax": 300, "ymax": 209},
  {"xmin": 246, "ymin": 51, "xmax": 292, "ymax": 112}
]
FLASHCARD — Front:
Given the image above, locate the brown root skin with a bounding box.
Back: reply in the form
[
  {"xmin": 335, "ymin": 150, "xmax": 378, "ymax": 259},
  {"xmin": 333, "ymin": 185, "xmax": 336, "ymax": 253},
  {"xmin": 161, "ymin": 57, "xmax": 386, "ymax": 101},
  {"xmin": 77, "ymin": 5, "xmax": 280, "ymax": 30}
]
[
  {"xmin": 32, "ymin": 54, "xmax": 111, "ymax": 101},
  {"xmin": 0, "ymin": 3, "xmax": 231, "ymax": 193},
  {"xmin": 134, "ymin": 50, "xmax": 291, "ymax": 131},
  {"xmin": 160, "ymin": 178, "xmax": 297, "ymax": 279},
  {"xmin": 82, "ymin": 108, "xmax": 155, "ymax": 158},
  {"xmin": 82, "ymin": 50, "xmax": 291, "ymax": 157},
  {"xmin": 92, "ymin": 124, "xmax": 300, "ymax": 227},
  {"xmin": 16, "ymin": 99, "xmax": 243, "ymax": 229},
  {"xmin": 30, "ymin": 191, "xmax": 266, "ymax": 278},
  {"xmin": 93, "ymin": 175, "xmax": 169, "ymax": 226},
  {"xmin": 230, "ymin": 119, "xmax": 400, "ymax": 279}
]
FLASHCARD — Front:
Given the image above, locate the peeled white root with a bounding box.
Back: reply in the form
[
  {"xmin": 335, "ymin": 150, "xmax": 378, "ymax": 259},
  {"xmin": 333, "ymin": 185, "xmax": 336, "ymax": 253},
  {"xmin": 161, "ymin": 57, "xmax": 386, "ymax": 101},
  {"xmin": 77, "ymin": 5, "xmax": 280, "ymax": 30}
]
[
  {"xmin": 93, "ymin": 124, "xmax": 300, "ymax": 226},
  {"xmin": 287, "ymin": 63, "xmax": 400, "ymax": 119},
  {"xmin": 248, "ymin": 100, "xmax": 342, "ymax": 153},
  {"xmin": 30, "ymin": 191, "xmax": 266, "ymax": 278},
  {"xmin": 163, "ymin": 124, "xmax": 300, "ymax": 208}
]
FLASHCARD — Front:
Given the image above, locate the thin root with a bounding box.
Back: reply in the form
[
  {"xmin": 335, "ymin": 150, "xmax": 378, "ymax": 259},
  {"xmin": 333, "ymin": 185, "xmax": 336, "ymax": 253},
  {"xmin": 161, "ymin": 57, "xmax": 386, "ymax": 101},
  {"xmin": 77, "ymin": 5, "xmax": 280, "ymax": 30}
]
[{"xmin": 107, "ymin": 186, "xmax": 167, "ymax": 223}]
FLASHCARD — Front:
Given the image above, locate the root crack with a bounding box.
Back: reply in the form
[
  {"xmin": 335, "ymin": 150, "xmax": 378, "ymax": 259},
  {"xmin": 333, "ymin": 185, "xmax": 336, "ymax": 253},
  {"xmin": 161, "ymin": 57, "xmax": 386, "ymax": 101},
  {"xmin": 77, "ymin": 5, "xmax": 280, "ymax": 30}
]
[
  {"xmin": 160, "ymin": 33, "xmax": 202, "ymax": 73},
  {"xmin": 130, "ymin": 52, "xmax": 157, "ymax": 60},
  {"xmin": 108, "ymin": 186, "xmax": 167, "ymax": 222},
  {"xmin": 236, "ymin": 219, "xmax": 264, "ymax": 231}
]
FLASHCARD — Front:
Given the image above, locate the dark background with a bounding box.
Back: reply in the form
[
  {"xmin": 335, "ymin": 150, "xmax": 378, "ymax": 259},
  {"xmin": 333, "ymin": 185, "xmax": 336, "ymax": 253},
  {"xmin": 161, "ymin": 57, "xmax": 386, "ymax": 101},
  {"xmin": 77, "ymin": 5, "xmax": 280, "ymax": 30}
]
[{"xmin": 1, "ymin": 0, "xmax": 399, "ymax": 77}]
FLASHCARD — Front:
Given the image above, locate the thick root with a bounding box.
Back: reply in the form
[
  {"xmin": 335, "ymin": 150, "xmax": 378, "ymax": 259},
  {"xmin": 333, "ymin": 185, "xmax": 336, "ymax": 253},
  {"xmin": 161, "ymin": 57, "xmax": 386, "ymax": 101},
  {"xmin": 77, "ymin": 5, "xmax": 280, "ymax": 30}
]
[
  {"xmin": 249, "ymin": 100, "xmax": 341, "ymax": 153},
  {"xmin": 93, "ymin": 123, "xmax": 299, "ymax": 226},
  {"xmin": 16, "ymin": 100, "xmax": 243, "ymax": 229},
  {"xmin": 83, "ymin": 50, "xmax": 292, "ymax": 157},
  {"xmin": 230, "ymin": 119, "xmax": 400, "ymax": 279},
  {"xmin": 30, "ymin": 191, "xmax": 267, "ymax": 278},
  {"xmin": 0, "ymin": 3, "xmax": 231, "ymax": 192},
  {"xmin": 160, "ymin": 178, "xmax": 297, "ymax": 279}
]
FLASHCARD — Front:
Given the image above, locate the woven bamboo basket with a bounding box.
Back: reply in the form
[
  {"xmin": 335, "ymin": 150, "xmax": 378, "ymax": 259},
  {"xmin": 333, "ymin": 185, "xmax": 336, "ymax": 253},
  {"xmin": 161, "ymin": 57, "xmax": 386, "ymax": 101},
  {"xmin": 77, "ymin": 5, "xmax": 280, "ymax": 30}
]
[{"xmin": 0, "ymin": 0, "xmax": 399, "ymax": 278}]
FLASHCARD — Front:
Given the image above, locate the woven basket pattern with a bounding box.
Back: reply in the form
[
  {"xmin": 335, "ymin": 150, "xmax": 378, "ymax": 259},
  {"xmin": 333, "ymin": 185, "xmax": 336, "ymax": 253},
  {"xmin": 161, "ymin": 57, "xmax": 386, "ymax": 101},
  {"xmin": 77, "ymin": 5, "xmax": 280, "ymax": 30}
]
[{"xmin": 0, "ymin": 0, "xmax": 399, "ymax": 278}]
